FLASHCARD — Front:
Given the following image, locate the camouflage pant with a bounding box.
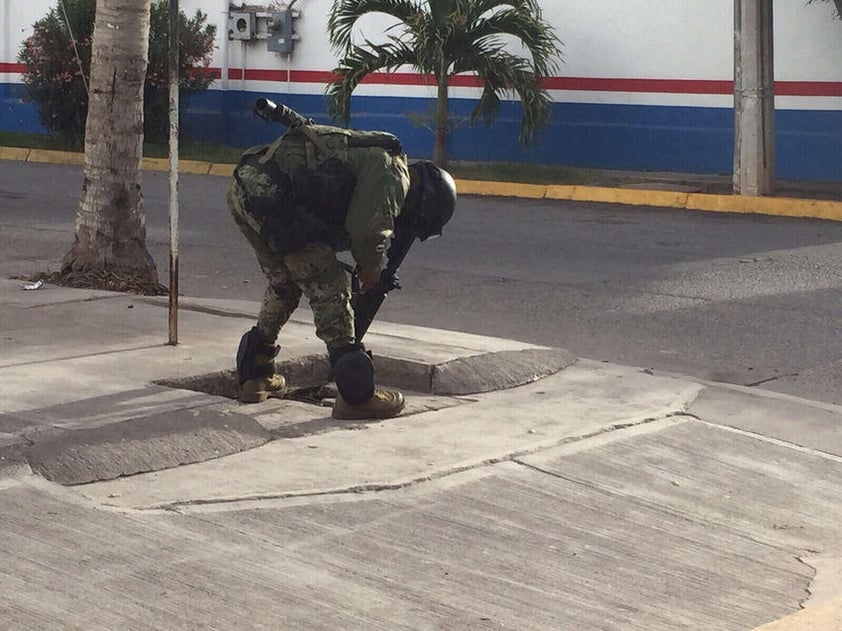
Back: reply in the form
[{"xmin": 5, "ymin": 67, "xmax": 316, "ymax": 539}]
[{"xmin": 228, "ymin": 184, "xmax": 354, "ymax": 349}]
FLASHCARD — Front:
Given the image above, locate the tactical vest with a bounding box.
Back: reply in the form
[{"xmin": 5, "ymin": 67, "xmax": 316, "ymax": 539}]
[{"xmin": 233, "ymin": 124, "xmax": 402, "ymax": 255}]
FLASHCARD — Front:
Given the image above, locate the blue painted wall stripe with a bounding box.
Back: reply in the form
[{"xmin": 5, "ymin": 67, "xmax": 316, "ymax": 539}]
[{"xmin": 2, "ymin": 84, "xmax": 841, "ymax": 181}]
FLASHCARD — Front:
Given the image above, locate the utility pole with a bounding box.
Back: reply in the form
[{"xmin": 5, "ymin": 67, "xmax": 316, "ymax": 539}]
[{"xmin": 733, "ymin": 0, "xmax": 775, "ymax": 196}]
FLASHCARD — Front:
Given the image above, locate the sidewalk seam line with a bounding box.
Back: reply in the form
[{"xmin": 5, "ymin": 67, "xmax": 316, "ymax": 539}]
[
  {"xmin": 512, "ymin": 450, "xmax": 803, "ymax": 555},
  {"xmin": 136, "ymin": 413, "xmax": 684, "ymax": 512},
  {"xmin": 693, "ymin": 417, "xmax": 842, "ymax": 464},
  {"xmin": 2, "ymin": 343, "xmax": 170, "ymax": 368}
]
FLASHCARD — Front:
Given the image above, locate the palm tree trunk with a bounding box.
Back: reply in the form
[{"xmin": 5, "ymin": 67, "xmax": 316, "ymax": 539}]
[
  {"xmin": 62, "ymin": 0, "xmax": 158, "ymax": 282},
  {"xmin": 432, "ymin": 75, "xmax": 449, "ymax": 166}
]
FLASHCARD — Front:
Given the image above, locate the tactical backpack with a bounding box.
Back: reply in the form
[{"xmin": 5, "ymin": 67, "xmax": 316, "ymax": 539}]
[{"xmin": 233, "ymin": 124, "xmax": 403, "ymax": 255}]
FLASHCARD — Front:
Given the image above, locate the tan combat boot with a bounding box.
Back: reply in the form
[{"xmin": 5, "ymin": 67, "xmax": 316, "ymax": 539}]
[
  {"xmin": 240, "ymin": 373, "xmax": 286, "ymax": 404},
  {"xmin": 332, "ymin": 387, "xmax": 406, "ymax": 420},
  {"xmin": 237, "ymin": 327, "xmax": 285, "ymax": 403}
]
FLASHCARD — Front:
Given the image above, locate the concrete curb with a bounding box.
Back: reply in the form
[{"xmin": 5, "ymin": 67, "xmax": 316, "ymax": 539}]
[
  {"xmin": 21, "ymin": 407, "xmax": 272, "ymax": 486},
  {"xmin": 0, "ymin": 282, "xmax": 577, "ymax": 485},
  {"xmin": 457, "ymin": 179, "xmax": 842, "ymax": 221},
  {"xmin": 3, "ymin": 145, "xmax": 842, "ymax": 222}
]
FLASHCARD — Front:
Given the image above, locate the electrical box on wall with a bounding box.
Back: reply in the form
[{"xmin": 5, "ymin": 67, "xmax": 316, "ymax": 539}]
[
  {"xmin": 267, "ymin": 9, "xmax": 294, "ymax": 53},
  {"xmin": 229, "ymin": 12, "xmax": 255, "ymax": 40}
]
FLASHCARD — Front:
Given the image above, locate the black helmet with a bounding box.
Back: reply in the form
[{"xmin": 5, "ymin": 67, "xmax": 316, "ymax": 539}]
[{"xmin": 403, "ymin": 161, "xmax": 457, "ymax": 241}]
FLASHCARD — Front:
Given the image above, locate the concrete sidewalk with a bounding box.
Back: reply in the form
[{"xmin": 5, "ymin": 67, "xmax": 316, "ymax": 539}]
[{"xmin": 3, "ymin": 278, "xmax": 842, "ymax": 629}]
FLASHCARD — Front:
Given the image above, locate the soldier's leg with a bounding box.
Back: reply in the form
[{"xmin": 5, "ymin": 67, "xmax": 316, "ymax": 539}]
[
  {"xmin": 235, "ymin": 287, "xmax": 301, "ymax": 404},
  {"xmin": 229, "ymin": 185, "xmax": 300, "ymax": 401},
  {"xmin": 284, "ymin": 243, "xmax": 404, "ymax": 419},
  {"xmin": 282, "ymin": 242, "xmax": 354, "ymax": 349}
]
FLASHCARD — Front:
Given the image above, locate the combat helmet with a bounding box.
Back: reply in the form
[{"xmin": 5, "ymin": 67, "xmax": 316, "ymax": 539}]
[{"xmin": 403, "ymin": 161, "xmax": 457, "ymax": 240}]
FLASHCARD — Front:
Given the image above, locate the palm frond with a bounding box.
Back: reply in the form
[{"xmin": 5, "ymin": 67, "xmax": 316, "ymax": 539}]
[
  {"xmin": 467, "ymin": 7, "xmax": 562, "ymax": 77},
  {"xmin": 326, "ymin": 37, "xmax": 417, "ymax": 124},
  {"xmin": 326, "ymin": 0, "xmax": 562, "ymax": 158},
  {"xmin": 462, "ymin": 0, "xmax": 524, "ymax": 21},
  {"xmin": 426, "ymin": 0, "xmax": 457, "ymax": 26},
  {"xmin": 467, "ymin": 49, "xmax": 552, "ymax": 146},
  {"xmin": 328, "ymin": 0, "xmax": 420, "ymax": 52}
]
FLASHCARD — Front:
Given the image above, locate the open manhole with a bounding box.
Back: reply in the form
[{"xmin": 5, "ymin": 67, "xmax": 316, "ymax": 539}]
[
  {"xmin": 155, "ymin": 354, "xmax": 337, "ymax": 405},
  {"xmin": 155, "ymin": 348, "xmax": 576, "ymax": 402}
]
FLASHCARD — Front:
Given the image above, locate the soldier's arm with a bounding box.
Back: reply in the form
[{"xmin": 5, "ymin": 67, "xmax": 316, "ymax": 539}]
[{"xmin": 344, "ymin": 147, "xmax": 410, "ymax": 271}]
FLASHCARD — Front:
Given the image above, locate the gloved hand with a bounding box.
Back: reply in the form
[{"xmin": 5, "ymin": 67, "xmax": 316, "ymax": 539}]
[{"xmin": 357, "ymin": 266, "xmax": 382, "ymax": 292}]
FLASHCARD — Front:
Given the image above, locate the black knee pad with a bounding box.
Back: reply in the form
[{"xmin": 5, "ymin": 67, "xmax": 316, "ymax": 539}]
[
  {"xmin": 236, "ymin": 326, "xmax": 278, "ymax": 384},
  {"xmin": 330, "ymin": 344, "xmax": 374, "ymax": 404}
]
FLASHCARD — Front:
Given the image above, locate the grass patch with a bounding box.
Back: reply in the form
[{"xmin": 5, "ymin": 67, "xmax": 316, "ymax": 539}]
[
  {"xmin": 142, "ymin": 141, "xmax": 245, "ymax": 164},
  {"xmin": 0, "ymin": 130, "xmax": 77, "ymax": 151},
  {"xmin": 445, "ymin": 161, "xmax": 597, "ymax": 186},
  {"xmin": 0, "ymin": 131, "xmax": 245, "ymax": 164},
  {"xmin": 2, "ymin": 130, "xmax": 596, "ymax": 185}
]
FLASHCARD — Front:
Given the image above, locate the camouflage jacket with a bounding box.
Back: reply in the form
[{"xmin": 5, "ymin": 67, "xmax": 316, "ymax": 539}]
[{"xmin": 259, "ymin": 123, "xmax": 410, "ymax": 269}]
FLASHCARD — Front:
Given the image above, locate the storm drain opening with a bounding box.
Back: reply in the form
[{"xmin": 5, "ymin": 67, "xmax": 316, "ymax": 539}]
[
  {"xmin": 154, "ymin": 348, "xmax": 575, "ymax": 403},
  {"xmin": 153, "ymin": 353, "xmax": 442, "ymax": 408},
  {"xmin": 154, "ymin": 354, "xmax": 340, "ymax": 406}
]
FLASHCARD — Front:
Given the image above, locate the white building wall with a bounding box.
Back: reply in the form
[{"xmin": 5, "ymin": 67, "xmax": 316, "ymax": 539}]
[
  {"xmin": 4, "ymin": 1, "xmax": 840, "ymax": 104},
  {"xmin": 1, "ymin": 1, "xmax": 841, "ymax": 178}
]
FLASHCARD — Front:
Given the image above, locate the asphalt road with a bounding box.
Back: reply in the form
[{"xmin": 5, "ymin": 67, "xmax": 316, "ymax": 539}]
[{"xmin": 3, "ymin": 160, "xmax": 842, "ymax": 405}]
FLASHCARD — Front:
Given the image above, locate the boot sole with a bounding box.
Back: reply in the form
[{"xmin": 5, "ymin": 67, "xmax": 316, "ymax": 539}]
[
  {"xmin": 332, "ymin": 402, "xmax": 406, "ymax": 420},
  {"xmin": 332, "ymin": 410, "xmax": 403, "ymax": 420},
  {"xmin": 239, "ymin": 390, "xmax": 269, "ymax": 404}
]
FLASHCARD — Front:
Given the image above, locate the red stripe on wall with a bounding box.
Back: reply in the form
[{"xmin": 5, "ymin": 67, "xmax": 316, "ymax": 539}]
[
  {"xmin": 543, "ymin": 77, "xmax": 733, "ymax": 94},
  {"xmin": 230, "ymin": 71, "xmax": 842, "ymax": 97},
  {"xmin": 188, "ymin": 69, "xmax": 842, "ymax": 97},
  {"xmin": 775, "ymin": 80, "xmax": 842, "ymax": 97},
  {"xmin": 3, "ymin": 61, "xmax": 840, "ymax": 97}
]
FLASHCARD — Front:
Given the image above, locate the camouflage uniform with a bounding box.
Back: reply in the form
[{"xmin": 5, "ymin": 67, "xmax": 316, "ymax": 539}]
[{"xmin": 227, "ymin": 124, "xmax": 410, "ymax": 350}]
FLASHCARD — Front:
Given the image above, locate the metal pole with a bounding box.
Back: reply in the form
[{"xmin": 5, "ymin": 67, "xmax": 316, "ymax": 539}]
[
  {"xmin": 168, "ymin": 0, "xmax": 180, "ymax": 345},
  {"xmin": 220, "ymin": 0, "xmax": 229, "ymax": 90}
]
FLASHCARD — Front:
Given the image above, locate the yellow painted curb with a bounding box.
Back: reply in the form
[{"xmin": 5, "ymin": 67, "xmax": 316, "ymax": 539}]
[
  {"xmin": 0, "ymin": 146, "xmax": 31, "ymax": 161},
  {"xmin": 750, "ymin": 595, "xmax": 842, "ymax": 630},
  {"xmin": 544, "ymin": 184, "xmax": 578, "ymax": 200},
  {"xmin": 27, "ymin": 149, "xmax": 83, "ymax": 165},
  {"xmin": 140, "ymin": 157, "xmax": 169, "ymax": 171},
  {"xmin": 571, "ymin": 185, "xmax": 689, "ymax": 208},
  {"xmin": 688, "ymin": 192, "xmax": 842, "ymax": 221},
  {"xmin": 139, "ymin": 157, "xmax": 211, "ymax": 175},
  {"xmin": 209, "ymin": 163, "xmax": 236, "ymax": 177},
  {"xmin": 454, "ymin": 178, "xmax": 547, "ymax": 199},
  {"xmin": 179, "ymin": 160, "xmax": 212, "ymax": 175},
  {"xmin": 4, "ymin": 147, "xmax": 842, "ymax": 222}
]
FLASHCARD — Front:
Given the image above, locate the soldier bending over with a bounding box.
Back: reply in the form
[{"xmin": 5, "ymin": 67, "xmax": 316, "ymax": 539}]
[{"xmin": 227, "ymin": 106, "xmax": 456, "ymax": 419}]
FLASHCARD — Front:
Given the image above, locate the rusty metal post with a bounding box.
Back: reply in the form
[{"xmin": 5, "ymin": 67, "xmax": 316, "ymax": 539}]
[{"xmin": 167, "ymin": 0, "xmax": 180, "ymax": 345}]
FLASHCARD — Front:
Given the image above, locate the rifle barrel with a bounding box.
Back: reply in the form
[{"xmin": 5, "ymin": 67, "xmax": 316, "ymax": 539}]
[{"xmin": 254, "ymin": 98, "xmax": 312, "ymax": 127}]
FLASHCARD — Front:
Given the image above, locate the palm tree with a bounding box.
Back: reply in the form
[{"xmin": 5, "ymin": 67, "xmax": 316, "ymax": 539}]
[
  {"xmin": 327, "ymin": 0, "xmax": 562, "ymax": 165},
  {"xmin": 62, "ymin": 0, "xmax": 159, "ymax": 287}
]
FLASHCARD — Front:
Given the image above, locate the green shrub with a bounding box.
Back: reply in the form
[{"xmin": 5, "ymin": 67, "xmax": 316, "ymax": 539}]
[
  {"xmin": 18, "ymin": 0, "xmax": 217, "ymax": 147},
  {"xmin": 17, "ymin": 0, "xmax": 94, "ymax": 147},
  {"xmin": 145, "ymin": 1, "xmax": 217, "ymax": 143}
]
